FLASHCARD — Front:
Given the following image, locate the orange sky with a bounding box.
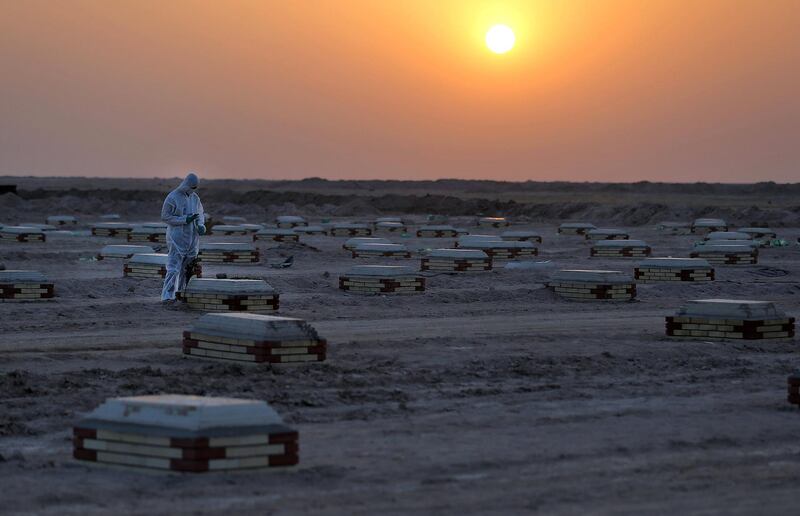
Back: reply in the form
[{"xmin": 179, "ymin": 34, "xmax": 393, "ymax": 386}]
[{"xmin": 1, "ymin": 0, "xmax": 798, "ymax": 182}]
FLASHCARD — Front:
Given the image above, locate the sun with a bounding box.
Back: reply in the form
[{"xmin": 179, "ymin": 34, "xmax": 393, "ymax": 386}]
[{"xmin": 485, "ymin": 24, "xmax": 515, "ymax": 54}]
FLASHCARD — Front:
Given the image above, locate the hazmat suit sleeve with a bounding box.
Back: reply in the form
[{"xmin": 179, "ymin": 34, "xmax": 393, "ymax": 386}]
[
  {"xmin": 196, "ymin": 197, "xmax": 205, "ymax": 227},
  {"xmin": 161, "ymin": 194, "xmax": 186, "ymax": 226}
]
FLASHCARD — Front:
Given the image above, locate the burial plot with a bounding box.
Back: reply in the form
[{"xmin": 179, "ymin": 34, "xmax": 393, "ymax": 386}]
[
  {"xmin": 738, "ymin": 227, "xmax": 776, "ymax": 240},
  {"xmin": 375, "ymin": 221, "xmax": 407, "ymax": 233},
  {"xmin": 420, "ymin": 249, "xmax": 492, "ymax": 272},
  {"xmin": 98, "ymin": 245, "xmax": 155, "ymax": 260},
  {"xmin": 352, "ymin": 243, "xmax": 411, "ymax": 258},
  {"xmin": 704, "ymin": 231, "xmax": 751, "ymax": 242},
  {"xmin": 0, "ymin": 226, "xmax": 46, "ymax": 243},
  {"xmin": 183, "ymin": 313, "xmax": 327, "ymax": 364},
  {"xmin": 46, "ymin": 215, "xmax": 78, "ymax": 226},
  {"xmin": 124, "ymin": 253, "xmax": 173, "ymax": 279},
  {"xmin": 343, "ymin": 237, "xmax": 390, "ymax": 251},
  {"xmin": 634, "ymin": 258, "xmax": 714, "ymax": 282},
  {"xmin": 73, "ymin": 394, "xmax": 298, "ymax": 472},
  {"xmin": 478, "ymin": 217, "xmax": 510, "ymax": 228},
  {"xmin": 92, "ymin": 222, "xmax": 134, "ymax": 238},
  {"xmin": 586, "ymin": 228, "xmax": 629, "ymax": 240},
  {"xmin": 293, "ymin": 225, "xmax": 327, "ymax": 235},
  {"xmin": 501, "ymin": 230, "xmax": 542, "ymax": 243},
  {"xmin": 656, "ymin": 222, "xmax": 691, "ymax": 235},
  {"xmin": 21, "ymin": 223, "xmax": 56, "ymax": 231},
  {"xmin": 455, "ymin": 235, "xmax": 502, "ymax": 248},
  {"xmin": 222, "ymin": 216, "xmax": 246, "ymax": 223},
  {"xmin": 548, "ymin": 270, "xmax": 636, "ymax": 301},
  {"xmin": 339, "ymin": 265, "xmax": 425, "ymax": 294},
  {"xmin": 183, "ymin": 278, "xmax": 278, "ymax": 312},
  {"xmin": 330, "ymin": 223, "xmax": 372, "ymax": 237},
  {"xmin": 253, "ymin": 228, "xmax": 299, "ymax": 243},
  {"xmin": 590, "ymin": 239, "xmax": 651, "ymax": 258},
  {"xmin": 691, "ymin": 218, "xmax": 728, "ymax": 234},
  {"xmin": 211, "ymin": 224, "xmax": 249, "ymax": 236},
  {"xmin": 276, "ymin": 216, "xmax": 307, "ymax": 228},
  {"xmin": 666, "ymin": 299, "xmax": 794, "ymax": 340},
  {"xmin": 199, "ymin": 243, "xmax": 260, "ymax": 264},
  {"xmin": 240, "ymin": 224, "xmax": 264, "ymax": 234},
  {"xmin": 460, "ymin": 240, "xmax": 537, "ymax": 260},
  {"xmin": 690, "ymin": 244, "xmax": 758, "ymax": 265},
  {"xmin": 416, "ymin": 225, "xmax": 460, "ymax": 238},
  {"xmin": 0, "ymin": 270, "xmax": 54, "ymax": 301},
  {"xmin": 128, "ymin": 225, "xmax": 167, "ymax": 243},
  {"xmin": 558, "ymin": 222, "xmax": 596, "ymax": 235}
]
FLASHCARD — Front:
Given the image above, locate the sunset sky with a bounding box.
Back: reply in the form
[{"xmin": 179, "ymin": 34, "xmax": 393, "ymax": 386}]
[{"xmin": 1, "ymin": 0, "xmax": 798, "ymax": 182}]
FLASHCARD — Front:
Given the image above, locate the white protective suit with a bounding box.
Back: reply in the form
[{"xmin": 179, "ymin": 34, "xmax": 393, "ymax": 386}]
[{"xmin": 160, "ymin": 173, "xmax": 205, "ymax": 301}]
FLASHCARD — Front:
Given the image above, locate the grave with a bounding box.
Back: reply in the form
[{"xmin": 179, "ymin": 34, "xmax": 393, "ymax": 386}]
[
  {"xmin": 557, "ymin": 222, "xmax": 596, "ymax": 235},
  {"xmin": 478, "ymin": 217, "xmax": 510, "ymax": 228},
  {"xmin": 656, "ymin": 222, "xmax": 692, "ymax": 234},
  {"xmin": 330, "ymin": 223, "xmax": 372, "ymax": 237},
  {"xmin": 375, "ymin": 221, "xmax": 407, "ymax": 233},
  {"xmin": 501, "ymin": 230, "xmax": 542, "ymax": 243},
  {"xmin": 420, "ymin": 249, "xmax": 492, "ymax": 272},
  {"xmin": 73, "ymin": 394, "xmax": 298, "ymax": 472},
  {"xmin": 92, "ymin": 222, "xmax": 134, "ymax": 238},
  {"xmin": 276, "ymin": 216, "xmax": 307, "ymax": 228},
  {"xmin": 240, "ymin": 224, "xmax": 264, "ymax": 233},
  {"xmin": 211, "ymin": 224, "xmax": 249, "ymax": 236},
  {"xmin": 634, "ymin": 257, "xmax": 714, "ymax": 282},
  {"xmin": 343, "ymin": 237, "xmax": 390, "ymax": 250},
  {"xmin": 20, "ymin": 223, "xmax": 57, "ymax": 231},
  {"xmin": 455, "ymin": 235, "xmax": 503, "ymax": 248},
  {"xmin": 690, "ymin": 244, "xmax": 758, "ymax": 265},
  {"xmin": 123, "ymin": 253, "xmax": 180, "ymax": 279},
  {"xmin": 416, "ymin": 225, "xmax": 460, "ymax": 238},
  {"xmin": 375, "ymin": 216, "xmax": 403, "ymax": 224},
  {"xmin": 253, "ymin": 228, "xmax": 300, "ymax": 243},
  {"xmin": 738, "ymin": 227, "xmax": 776, "ymax": 240},
  {"xmin": 704, "ymin": 231, "xmax": 751, "ymax": 241},
  {"xmin": 199, "ymin": 243, "xmax": 260, "ymax": 264},
  {"xmin": 183, "ymin": 278, "xmax": 278, "ymax": 312},
  {"xmin": 339, "ymin": 265, "xmax": 425, "ymax": 294},
  {"xmin": 691, "ymin": 218, "xmax": 728, "ymax": 234},
  {"xmin": 548, "ymin": 270, "xmax": 636, "ymax": 301},
  {"xmin": 293, "ymin": 225, "xmax": 327, "ymax": 235},
  {"xmin": 666, "ymin": 299, "xmax": 794, "ymax": 340},
  {"xmin": 0, "ymin": 226, "xmax": 46, "ymax": 243},
  {"xmin": 98, "ymin": 244, "xmax": 155, "ymax": 260},
  {"xmin": 128, "ymin": 225, "xmax": 167, "ymax": 243},
  {"xmin": 183, "ymin": 313, "xmax": 327, "ymax": 364},
  {"xmin": 590, "ymin": 239, "xmax": 651, "ymax": 258},
  {"xmin": 100, "ymin": 214, "xmax": 121, "ymax": 220},
  {"xmin": 586, "ymin": 228, "xmax": 630, "ymax": 240},
  {"xmin": 222, "ymin": 216, "xmax": 247, "ymax": 223},
  {"xmin": 459, "ymin": 240, "xmax": 538, "ymax": 260},
  {"xmin": 0, "ymin": 270, "xmax": 54, "ymax": 301},
  {"xmin": 352, "ymin": 243, "xmax": 411, "ymax": 258},
  {"xmin": 46, "ymin": 215, "xmax": 78, "ymax": 226}
]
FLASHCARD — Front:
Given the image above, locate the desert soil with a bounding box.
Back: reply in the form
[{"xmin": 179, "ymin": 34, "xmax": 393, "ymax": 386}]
[{"xmin": 1, "ymin": 180, "xmax": 800, "ymax": 515}]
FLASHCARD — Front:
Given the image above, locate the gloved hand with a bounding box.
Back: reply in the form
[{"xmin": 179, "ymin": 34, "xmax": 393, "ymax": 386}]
[
  {"xmin": 198, "ymin": 224, "xmax": 207, "ymax": 235},
  {"xmin": 185, "ymin": 214, "xmax": 199, "ymax": 224}
]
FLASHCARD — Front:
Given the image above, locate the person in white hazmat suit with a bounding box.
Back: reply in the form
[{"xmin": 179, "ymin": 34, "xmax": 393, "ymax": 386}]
[{"xmin": 160, "ymin": 172, "xmax": 206, "ymax": 302}]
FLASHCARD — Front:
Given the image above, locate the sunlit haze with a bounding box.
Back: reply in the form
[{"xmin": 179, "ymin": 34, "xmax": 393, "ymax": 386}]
[{"xmin": 0, "ymin": 0, "xmax": 798, "ymax": 182}]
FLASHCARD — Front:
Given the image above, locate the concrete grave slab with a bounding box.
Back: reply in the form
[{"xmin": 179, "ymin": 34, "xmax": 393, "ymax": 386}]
[
  {"xmin": 690, "ymin": 244, "xmax": 758, "ymax": 265},
  {"xmin": 590, "ymin": 239, "xmax": 651, "ymax": 258},
  {"xmin": 477, "ymin": 217, "xmax": 510, "ymax": 228},
  {"xmin": 375, "ymin": 221, "xmax": 407, "ymax": 233},
  {"xmin": 558, "ymin": 222, "xmax": 596, "ymax": 235},
  {"xmin": 705, "ymin": 231, "xmax": 751, "ymax": 241},
  {"xmin": 222, "ymin": 216, "xmax": 247, "ymax": 223},
  {"xmin": 276, "ymin": 216, "xmax": 307, "ymax": 228},
  {"xmin": 92, "ymin": 222, "xmax": 135, "ymax": 237},
  {"xmin": 548, "ymin": 269, "xmax": 636, "ymax": 301},
  {"xmin": 352, "ymin": 243, "xmax": 411, "ymax": 258},
  {"xmin": 73, "ymin": 394, "xmax": 298, "ymax": 472},
  {"xmin": 501, "ymin": 230, "xmax": 542, "ymax": 243},
  {"xmin": 343, "ymin": 237, "xmax": 390, "ymax": 250},
  {"xmin": 339, "ymin": 265, "xmax": 424, "ymax": 294},
  {"xmin": 666, "ymin": 299, "xmax": 794, "ymax": 340},
  {"xmin": 123, "ymin": 253, "xmax": 180, "ymax": 279},
  {"xmin": 128, "ymin": 225, "xmax": 167, "ymax": 244},
  {"xmin": 586, "ymin": 228, "xmax": 630, "ymax": 240},
  {"xmin": 634, "ymin": 257, "xmax": 714, "ymax": 282},
  {"xmin": 691, "ymin": 218, "xmax": 728, "ymax": 234},
  {"xmin": 293, "ymin": 225, "xmax": 327, "ymax": 235},
  {"xmin": 656, "ymin": 222, "xmax": 692, "ymax": 234},
  {"xmin": 46, "ymin": 215, "xmax": 78, "ymax": 226},
  {"xmin": 0, "ymin": 270, "xmax": 54, "ymax": 301},
  {"xmin": 98, "ymin": 245, "xmax": 155, "ymax": 259},
  {"xmin": 420, "ymin": 248, "xmax": 492, "ymax": 272},
  {"xmin": 254, "ymin": 228, "xmax": 299, "ymax": 243},
  {"xmin": 417, "ymin": 225, "xmax": 460, "ymax": 238},
  {"xmin": 183, "ymin": 278, "xmax": 278, "ymax": 312},
  {"xmin": 0, "ymin": 226, "xmax": 46, "ymax": 243},
  {"xmin": 183, "ymin": 313, "xmax": 327, "ymax": 364},
  {"xmin": 199, "ymin": 243, "xmax": 260, "ymax": 264},
  {"xmin": 211, "ymin": 224, "xmax": 249, "ymax": 236},
  {"xmin": 330, "ymin": 223, "xmax": 372, "ymax": 237},
  {"xmin": 458, "ymin": 240, "xmax": 538, "ymax": 260},
  {"xmin": 456, "ymin": 235, "xmax": 503, "ymax": 248}
]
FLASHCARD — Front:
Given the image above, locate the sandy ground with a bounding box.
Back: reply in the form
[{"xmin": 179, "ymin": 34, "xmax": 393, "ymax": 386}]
[{"xmin": 2, "ymin": 194, "xmax": 800, "ymax": 514}]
